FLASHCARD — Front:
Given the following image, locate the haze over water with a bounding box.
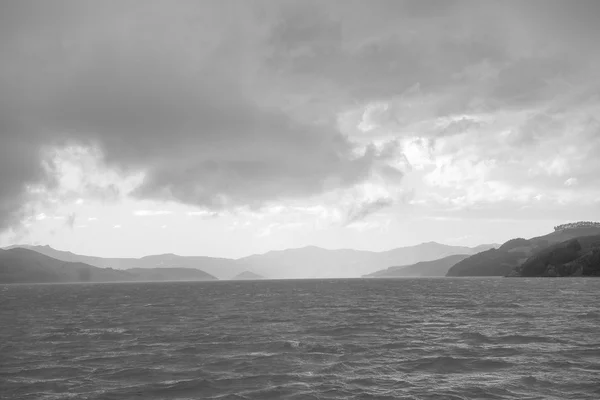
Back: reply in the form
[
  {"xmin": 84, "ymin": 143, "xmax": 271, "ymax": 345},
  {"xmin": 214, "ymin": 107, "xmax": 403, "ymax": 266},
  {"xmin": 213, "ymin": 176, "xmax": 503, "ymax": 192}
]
[{"xmin": 2, "ymin": 278, "xmax": 600, "ymax": 399}]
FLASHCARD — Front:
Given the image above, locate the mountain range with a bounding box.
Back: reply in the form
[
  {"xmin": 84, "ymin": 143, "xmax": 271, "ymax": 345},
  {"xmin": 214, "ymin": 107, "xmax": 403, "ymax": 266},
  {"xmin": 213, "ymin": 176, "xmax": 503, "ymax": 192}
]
[
  {"xmin": 237, "ymin": 243, "xmax": 497, "ymax": 279},
  {"xmin": 3, "ymin": 245, "xmax": 242, "ymax": 280},
  {"xmin": 0, "ymin": 248, "xmax": 217, "ymax": 284},
  {"xmin": 3, "ymin": 222, "xmax": 599, "ymax": 283},
  {"xmin": 4, "ymin": 242, "xmax": 496, "ymax": 280}
]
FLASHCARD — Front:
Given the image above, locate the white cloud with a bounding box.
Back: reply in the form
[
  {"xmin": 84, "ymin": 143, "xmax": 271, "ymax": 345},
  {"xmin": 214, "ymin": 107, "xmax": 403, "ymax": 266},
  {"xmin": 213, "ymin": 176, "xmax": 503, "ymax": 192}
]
[
  {"xmin": 186, "ymin": 210, "xmax": 220, "ymax": 218},
  {"xmin": 257, "ymin": 222, "xmax": 305, "ymax": 238},
  {"xmin": 564, "ymin": 177, "xmax": 578, "ymax": 186},
  {"xmin": 357, "ymin": 102, "xmax": 390, "ymax": 132},
  {"xmin": 133, "ymin": 210, "xmax": 173, "ymax": 217}
]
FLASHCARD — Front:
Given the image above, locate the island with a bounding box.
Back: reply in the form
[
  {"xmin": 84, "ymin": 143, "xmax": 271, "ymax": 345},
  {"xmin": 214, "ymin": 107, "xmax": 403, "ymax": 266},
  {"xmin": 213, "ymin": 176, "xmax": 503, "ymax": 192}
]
[{"xmin": 232, "ymin": 271, "xmax": 265, "ymax": 280}]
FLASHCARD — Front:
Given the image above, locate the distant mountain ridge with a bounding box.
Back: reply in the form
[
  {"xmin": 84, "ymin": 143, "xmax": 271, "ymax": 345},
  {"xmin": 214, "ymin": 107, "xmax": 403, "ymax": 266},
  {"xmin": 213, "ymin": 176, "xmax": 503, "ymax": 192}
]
[
  {"xmin": 365, "ymin": 254, "xmax": 471, "ymax": 278},
  {"xmin": 3, "ymin": 245, "xmax": 243, "ymax": 280},
  {"xmin": 234, "ymin": 242, "xmax": 498, "ymax": 279},
  {"xmin": 0, "ymin": 248, "xmax": 217, "ymax": 284},
  {"xmin": 447, "ymin": 223, "xmax": 600, "ymax": 277},
  {"xmin": 4, "ymin": 242, "xmax": 498, "ymax": 280}
]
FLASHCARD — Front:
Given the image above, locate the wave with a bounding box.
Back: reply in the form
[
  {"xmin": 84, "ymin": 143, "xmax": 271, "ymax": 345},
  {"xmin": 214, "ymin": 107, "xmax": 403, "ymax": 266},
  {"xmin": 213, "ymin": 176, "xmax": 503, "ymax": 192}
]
[
  {"xmin": 576, "ymin": 311, "xmax": 600, "ymax": 319},
  {"xmin": 149, "ymin": 378, "xmax": 216, "ymax": 395},
  {"xmin": 461, "ymin": 331, "xmax": 563, "ymax": 345},
  {"xmin": 495, "ymin": 334, "xmax": 562, "ymax": 344},
  {"xmin": 276, "ymin": 340, "xmax": 344, "ymax": 354},
  {"xmin": 460, "ymin": 331, "xmax": 491, "ymax": 343},
  {"xmin": 401, "ymin": 356, "xmax": 512, "ymax": 374},
  {"xmin": 5, "ymin": 278, "xmax": 600, "ymax": 400},
  {"xmin": 484, "ymin": 302, "xmax": 524, "ymax": 309},
  {"xmin": 205, "ymin": 395, "xmax": 250, "ymax": 400}
]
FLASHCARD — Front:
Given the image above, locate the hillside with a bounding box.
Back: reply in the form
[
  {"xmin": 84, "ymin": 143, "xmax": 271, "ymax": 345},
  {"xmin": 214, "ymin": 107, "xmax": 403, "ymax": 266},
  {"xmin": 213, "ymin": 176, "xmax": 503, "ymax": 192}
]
[
  {"xmin": 510, "ymin": 234, "xmax": 600, "ymax": 277},
  {"xmin": 127, "ymin": 268, "xmax": 217, "ymax": 281},
  {"xmin": 3, "ymin": 245, "xmax": 242, "ymax": 280},
  {"xmin": 446, "ymin": 223, "xmax": 600, "ymax": 277},
  {"xmin": 0, "ymin": 248, "xmax": 132, "ymax": 283},
  {"xmin": 0, "ymin": 248, "xmax": 218, "ymax": 284},
  {"xmin": 365, "ymin": 254, "xmax": 471, "ymax": 278}
]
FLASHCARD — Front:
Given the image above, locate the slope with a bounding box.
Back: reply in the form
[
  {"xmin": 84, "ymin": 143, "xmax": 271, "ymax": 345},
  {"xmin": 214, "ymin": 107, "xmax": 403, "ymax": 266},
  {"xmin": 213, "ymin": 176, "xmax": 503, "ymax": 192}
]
[
  {"xmin": 365, "ymin": 254, "xmax": 471, "ymax": 278},
  {"xmin": 0, "ymin": 248, "xmax": 218, "ymax": 284},
  {"xmin": 513, "ymin": 234, "xmax": 600, "ymax": 277},
  {"xmin": 232, "ymin": 271, "xmax": 265, "ymax": 280},
  {"xmin": 4, "ymin": 245, "xmax": 242, "ymax": 280},
  {"xmin": 0, "ymin": 248, "xmax": 132, "ymax": 283},
  {"xmin": 446, "ymin": 224, "xmax": 600, "ymax": 277}
]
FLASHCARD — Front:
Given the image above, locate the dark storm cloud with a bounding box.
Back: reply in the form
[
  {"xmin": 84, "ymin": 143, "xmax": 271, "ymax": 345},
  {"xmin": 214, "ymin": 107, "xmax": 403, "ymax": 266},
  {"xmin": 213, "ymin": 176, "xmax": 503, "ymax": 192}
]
[
  {"xmin": 1, "ymin": 0, "xmax": 599, "ymax": 229},
  {"xmin": 0, "ymin": 0, "xmax": 393, "ymax": 225},
  {"xmin": 46, "ymin": 42, "xmax": 381, "ymax": 208}
]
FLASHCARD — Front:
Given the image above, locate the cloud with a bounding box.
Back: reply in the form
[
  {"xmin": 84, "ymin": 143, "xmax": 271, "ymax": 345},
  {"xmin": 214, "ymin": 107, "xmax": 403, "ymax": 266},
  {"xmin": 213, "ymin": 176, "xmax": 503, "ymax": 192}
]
[
  {"xmin": 133, "ymin": 210, "xmax": 173, "ymax": 217},
  {"xmin": 35, "ymin": 213, "xmax": 47, "ymax": 221},
  {"xmin": 345, "ymin": 197, "xmax": 394, "ymax": 226},
  {"xmin": 1, "ymin": 0, "xmax": 600, "ymax": 232},
  {"xmin": 186, "ymin": 211, "xmax": 221, "ymax": 218},
  {"xmin": 257, "ymin": 222, "xmax": 305, "ymax": 238},
  {"xmin": 66, "ymin": 213, "xmax": 76, "ymax": 229},
  {"xmin": 564, "ymin": 178, "xmax": 578, "ymax": 187},
  {"xmin": 0, "ymin": 0, "xmax": 411, "ymax": 230}
]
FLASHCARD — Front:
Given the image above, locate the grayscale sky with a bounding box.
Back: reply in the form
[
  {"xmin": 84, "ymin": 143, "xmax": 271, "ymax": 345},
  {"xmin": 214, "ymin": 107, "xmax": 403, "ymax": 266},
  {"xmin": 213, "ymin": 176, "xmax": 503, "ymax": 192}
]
[{"xmin": 1, "ymin": 0, "xmax": 599, "ymax": 258}]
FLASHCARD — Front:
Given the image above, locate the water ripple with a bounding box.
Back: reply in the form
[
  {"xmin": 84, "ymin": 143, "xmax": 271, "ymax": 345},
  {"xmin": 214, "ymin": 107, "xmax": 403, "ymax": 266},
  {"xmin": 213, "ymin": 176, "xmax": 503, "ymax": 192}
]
[{"xmin": 1, "ymin": 278, "xmax": 599, "ymax": 399}]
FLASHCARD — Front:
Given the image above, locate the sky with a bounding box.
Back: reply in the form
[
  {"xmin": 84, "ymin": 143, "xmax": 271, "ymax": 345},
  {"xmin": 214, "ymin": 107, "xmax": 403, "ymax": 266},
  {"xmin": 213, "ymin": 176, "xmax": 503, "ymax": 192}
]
[{"xmin": 1, "ymin": 0, "xmax": 599, "ymax": 259}]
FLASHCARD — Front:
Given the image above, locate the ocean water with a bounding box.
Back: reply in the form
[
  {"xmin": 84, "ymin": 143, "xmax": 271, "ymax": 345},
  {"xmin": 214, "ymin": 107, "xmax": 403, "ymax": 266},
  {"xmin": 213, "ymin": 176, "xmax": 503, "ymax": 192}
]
[{"xmin": 1, "ymin": 278, "xmax": 600, "ymax": 400}]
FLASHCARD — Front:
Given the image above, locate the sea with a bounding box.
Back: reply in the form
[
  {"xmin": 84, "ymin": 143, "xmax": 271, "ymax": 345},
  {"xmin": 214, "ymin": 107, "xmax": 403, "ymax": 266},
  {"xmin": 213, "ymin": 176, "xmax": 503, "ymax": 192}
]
[{"xmin": 1, "ymin": 278, "xmax": 599, "ymax": 400}]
